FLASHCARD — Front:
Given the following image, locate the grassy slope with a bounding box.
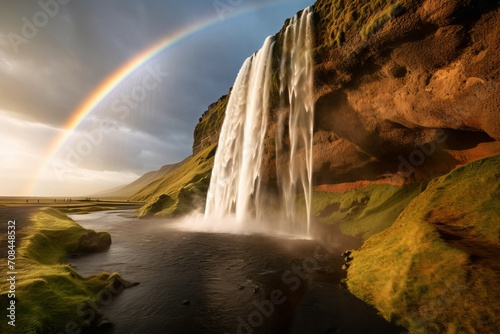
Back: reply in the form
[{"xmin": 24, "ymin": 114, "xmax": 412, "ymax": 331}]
[
  {"xmin": 311, "ymin": 183, "xmax": 424, "ymax": 240},
  {"xmin": 347, "ymin": 155, "xmax": 500, "ymax": 333},
  {"xmin": 0, "ymin": 208, "xmax": 116, "ymax": 333},
  {"xmin": 133, "ymin": 144, "xmax": 217, "ymax": 217}
]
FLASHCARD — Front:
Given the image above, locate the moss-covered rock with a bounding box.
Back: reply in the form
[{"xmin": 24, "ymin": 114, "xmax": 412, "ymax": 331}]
[{"xmin": 77, "ymin": 231, "xmax": 111, "ymax": 253}]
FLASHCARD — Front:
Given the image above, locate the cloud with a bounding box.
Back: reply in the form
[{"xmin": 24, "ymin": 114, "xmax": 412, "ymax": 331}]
[{"xmin": 0, "ymin": 110, "xmax": 61, "ymax": 195}]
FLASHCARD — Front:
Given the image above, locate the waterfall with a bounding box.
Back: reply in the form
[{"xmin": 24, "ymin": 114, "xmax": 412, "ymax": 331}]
[
  {"xmin": 204, "ymin": 36, "xmax": 274, "ymax": 222},
  {"xmin": 277, "ymin": 7, "xmax": 315, "ymax": 235},
  {"xmin": 205, "ymin": 7, "xmax": 314, "ymax": 235}
]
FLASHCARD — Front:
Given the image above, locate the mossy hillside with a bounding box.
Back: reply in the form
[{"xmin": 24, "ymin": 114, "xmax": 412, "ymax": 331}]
[
  {"xmin": 310, "ymin": 183, "xmax": 424, "ymax": 240},
  {"xmin": 420, "ymin": 155, "xmax": 500, "ymax": 243},
  {"xmin": 347, "ymin": 155, "xmax": 500, "ymax": 333},
  {"xmin": 0, "ymin": 208, "xmax": 115, "ymax": 334},
  {"xmin": 134, "ymin": 144, "xmax": 217, "ymax": 217}
]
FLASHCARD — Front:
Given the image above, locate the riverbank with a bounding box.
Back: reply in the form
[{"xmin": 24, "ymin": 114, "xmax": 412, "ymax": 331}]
[
  {"xmin": 0, "ymin": 197, "xmax": 142, "ymax": 215},
  {"xmin": 0, "ymin": 207, "xmax": 132, "ymax": 333}
]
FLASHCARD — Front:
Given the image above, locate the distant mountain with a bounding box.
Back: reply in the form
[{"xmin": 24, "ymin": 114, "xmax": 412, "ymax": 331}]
[{"xmin": 97, "ymin": 159, "xmax": 187, "ymax": 198}]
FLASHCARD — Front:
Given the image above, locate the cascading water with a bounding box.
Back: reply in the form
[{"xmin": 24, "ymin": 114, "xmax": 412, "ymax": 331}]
[
  {"xmin": 204, "ymin": 36, "xmax": 274, "ymax": 222},
  {"xmin": 276, "ymin": 7, "xmax": 315, "ymax": 235},
  {"xmin": 204, "ymin": 7, "xmax": 314, "ymax": 235}
]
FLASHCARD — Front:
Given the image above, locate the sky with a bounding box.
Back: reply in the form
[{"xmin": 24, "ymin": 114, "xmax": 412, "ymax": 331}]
[{"xmin": 0, "ymin": 0, "xmax": 314, "ymax": 197}]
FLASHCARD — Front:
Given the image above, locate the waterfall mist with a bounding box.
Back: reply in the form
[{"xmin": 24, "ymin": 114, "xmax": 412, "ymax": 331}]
[{"xmin": 204, "ymin": 7, "xmax": 315, "ymax": 236}]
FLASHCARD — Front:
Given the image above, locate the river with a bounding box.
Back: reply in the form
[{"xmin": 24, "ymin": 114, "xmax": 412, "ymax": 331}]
[{"xmin": 68, "ymin": 210, "xmax": 406, "ymax": 334}]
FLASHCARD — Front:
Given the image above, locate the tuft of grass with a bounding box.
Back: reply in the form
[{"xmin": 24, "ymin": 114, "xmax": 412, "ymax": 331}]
[
  {"xmin": 311, "ymin": 183, "xmax": 424, "ymax": 240},
  {"xmin": 0, "ymin": 208, "xmax": 116, "ymax": 333},
  {"xmin": 346, "ymin": 155, "xmax": 500, "ymax": 333},
  {"xmin": 133, "ymin": 144, "xmax": 217, "ymax": 217}
]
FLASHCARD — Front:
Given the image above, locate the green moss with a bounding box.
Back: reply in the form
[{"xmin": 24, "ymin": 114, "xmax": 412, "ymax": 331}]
[
  {"xmin": 346, "ymin": 155, "xmax": 500, "ymax": 333},
  {"xmin": 311, "ymin": 183, "xmax": 424, "ymax": 240},
  {"xmin": 313, "ymin": 0, "xmax": 408, "ymax": 48},
  {"xmin": 0, "ymin": 208, "xmax": 114, "ymax": 333},
  {"xmin": 134, "ymin": 144, "xmax": 217, "ymax": 217},
  {"xmin": 360, "ymin": 3, "xmax": 405, "ymax": 37},
  {"xmin": 421, "ymin": 156, "xmax": 500, "ymax": 243}
]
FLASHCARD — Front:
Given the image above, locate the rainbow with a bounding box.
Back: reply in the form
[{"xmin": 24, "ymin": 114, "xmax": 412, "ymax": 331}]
[{"xmin": 29, "ymin": 0, "xmax": 305, "ymax": 195}]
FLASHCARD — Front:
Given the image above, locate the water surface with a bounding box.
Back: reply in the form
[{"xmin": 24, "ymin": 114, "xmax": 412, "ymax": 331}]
[{"xmin": 69, "ymin": 210, "xmax": 406, "ymax": 334}]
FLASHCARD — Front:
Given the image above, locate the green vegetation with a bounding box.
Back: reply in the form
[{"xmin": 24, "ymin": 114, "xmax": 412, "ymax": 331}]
[
  {"xmin": 0, "ymin": 208, "xmax": 118, "ymax": 333},
  {"xmin": 134, "ymin": 144, "xmax": 217, "ymax": 217},
  {"xmin": 347, "ymin": 155, "xmax": 500, "ymax": 333},
  {"xmin": 314, "ymin": 0, "xmax": 408, "ymax": 47},
  {"xmin": 421, "ymin": 156, "xmax": 500, "ymax": 243},
  {"xmin": 312, "ymin": 183, "xmax": 424, "ymax": 240},
  {"xmin": 360, "ymin": 2, "xmax": 405, "ymax": 37}
]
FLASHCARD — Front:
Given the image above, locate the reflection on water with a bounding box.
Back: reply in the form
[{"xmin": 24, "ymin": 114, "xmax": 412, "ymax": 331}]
[{"xmin": 69, "ymin": 210, "xmax": 405, "ymax": 334}]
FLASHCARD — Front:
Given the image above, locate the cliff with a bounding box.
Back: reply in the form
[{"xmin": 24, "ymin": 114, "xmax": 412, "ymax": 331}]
[
  {"xmin": 304, "ymin": 0, "xmax": 500, "ymax": 185},
  {"xmin": 192, "ymin": 92, "xmax": 230, "ymax": 155},
  {"xmin": 135, "ymin": 0, "xmax": 500, "ymax": 226},
  {"xmin": 193, "ymin": 0, "xmax": 500, "ymax": 188}
]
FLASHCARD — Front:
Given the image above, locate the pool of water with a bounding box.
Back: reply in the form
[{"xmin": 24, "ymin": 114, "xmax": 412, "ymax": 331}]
[{"xmin": 68, "ymin": 210, "xmax": 406, "ymax": 334}]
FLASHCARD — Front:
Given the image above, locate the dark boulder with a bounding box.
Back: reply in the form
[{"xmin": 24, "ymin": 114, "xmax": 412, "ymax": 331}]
[{"xmin": 77, "ymin": 231, "xmax": 111, "ymax": 253}]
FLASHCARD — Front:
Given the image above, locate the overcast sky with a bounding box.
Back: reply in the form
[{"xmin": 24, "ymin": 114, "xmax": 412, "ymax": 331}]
[{"xmin": 0, "ymin": 0, "xmax": 313, "ymax": 196}]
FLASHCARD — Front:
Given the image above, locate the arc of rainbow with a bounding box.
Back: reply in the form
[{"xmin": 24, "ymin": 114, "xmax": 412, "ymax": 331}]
[
  {"xmin": 43, "ymin": 14, "xmax": 221, "ymax": 162},
  {"xmin": 29, "ymin": 0, "xmax": 304, "ymax": 195}
]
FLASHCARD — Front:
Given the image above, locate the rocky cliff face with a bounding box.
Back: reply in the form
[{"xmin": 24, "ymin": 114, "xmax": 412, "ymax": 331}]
[
  {"xmin": 192, "ymin": 92, "xmax": 229, "ymax": 155},
  {"xmin": 304, "ymin": 0, "xmax": 500, "ymax": 186},
  {"xmin": 193, "ymin": 0, "xmax": 499, "ymax": 188}
]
